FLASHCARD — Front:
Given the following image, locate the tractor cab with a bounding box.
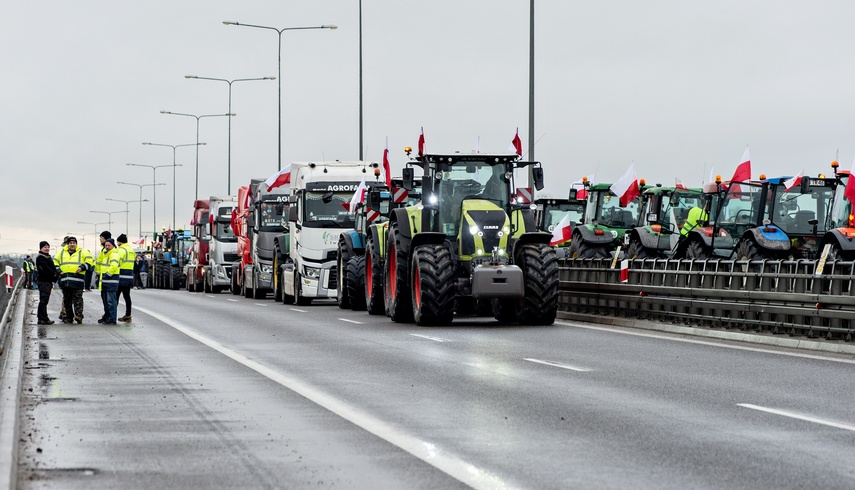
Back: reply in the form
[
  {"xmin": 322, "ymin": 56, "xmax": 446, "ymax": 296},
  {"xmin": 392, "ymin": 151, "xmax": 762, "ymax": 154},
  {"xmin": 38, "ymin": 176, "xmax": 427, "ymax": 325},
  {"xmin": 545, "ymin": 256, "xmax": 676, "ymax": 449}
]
[{"xmin": 625, "ymin": 185, "xmax": 705, "ymax": 258}]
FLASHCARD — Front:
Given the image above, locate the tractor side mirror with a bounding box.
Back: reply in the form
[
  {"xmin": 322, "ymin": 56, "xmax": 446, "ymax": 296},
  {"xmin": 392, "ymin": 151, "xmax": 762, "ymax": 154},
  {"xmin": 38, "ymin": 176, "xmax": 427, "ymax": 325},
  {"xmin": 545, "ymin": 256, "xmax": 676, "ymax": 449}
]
[
  {"xmin": 402, "ymin": 167, "xmax": 414, "ymax": 191},
  {"xmin": 800, "ymin": 177, "xmax": 811, "ymax": 194},
  {"xmin": 369, "ymin": 190, "xmax": 382, "ymax": 210},
  {"xmin": 532, "ymin": 167, "xmax": 545, "ymax": 191}
]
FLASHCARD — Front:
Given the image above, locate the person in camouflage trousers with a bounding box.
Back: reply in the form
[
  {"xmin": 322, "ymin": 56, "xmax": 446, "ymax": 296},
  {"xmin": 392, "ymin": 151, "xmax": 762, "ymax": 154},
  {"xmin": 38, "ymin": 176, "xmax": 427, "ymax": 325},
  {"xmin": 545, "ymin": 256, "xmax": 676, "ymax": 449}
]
[{"xmin": 53, "ymin": 237, "xmax": 95, "ymax": 324}]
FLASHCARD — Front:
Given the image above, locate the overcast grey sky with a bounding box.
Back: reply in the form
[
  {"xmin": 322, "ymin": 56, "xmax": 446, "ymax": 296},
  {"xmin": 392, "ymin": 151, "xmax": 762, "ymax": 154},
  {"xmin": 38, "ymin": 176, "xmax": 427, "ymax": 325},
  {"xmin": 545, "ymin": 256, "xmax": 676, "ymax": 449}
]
[{"xmin": 2, "ymin": 1, "xmax": 854, "ymax": 253}]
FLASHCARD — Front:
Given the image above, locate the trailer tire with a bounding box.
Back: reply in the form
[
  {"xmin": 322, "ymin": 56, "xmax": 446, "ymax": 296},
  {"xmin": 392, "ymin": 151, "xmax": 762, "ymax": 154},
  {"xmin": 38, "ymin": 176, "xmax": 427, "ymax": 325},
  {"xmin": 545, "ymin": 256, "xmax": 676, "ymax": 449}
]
[
  {"xmin": 336, "ymin": 242, "xmax": 351, "ymax": 309},
  {"xmin": 517, "ymin": 242, "xmax": 559, "ymax": 325},
  {"xmin": 384, "ymin": 222, "xmax": 413, "ymax": 322},
  {"xmin": 411, "ymin": 244, "xmax": 455, "ymax": 326},
  {"xmin": 347, "ymin": 256, "xmax": 367, "ymax": 311},
  {"xmin": 365, "ymin": 238, "xmax": 384, "ymax": 315}
]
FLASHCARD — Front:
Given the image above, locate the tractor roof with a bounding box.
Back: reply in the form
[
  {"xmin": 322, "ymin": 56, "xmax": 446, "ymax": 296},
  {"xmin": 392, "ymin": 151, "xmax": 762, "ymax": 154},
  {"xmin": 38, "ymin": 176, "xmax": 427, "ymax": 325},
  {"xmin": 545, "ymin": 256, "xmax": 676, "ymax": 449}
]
[{"xmin": 411, "ymin": 153, "xmax": 520, "ymax": 168}]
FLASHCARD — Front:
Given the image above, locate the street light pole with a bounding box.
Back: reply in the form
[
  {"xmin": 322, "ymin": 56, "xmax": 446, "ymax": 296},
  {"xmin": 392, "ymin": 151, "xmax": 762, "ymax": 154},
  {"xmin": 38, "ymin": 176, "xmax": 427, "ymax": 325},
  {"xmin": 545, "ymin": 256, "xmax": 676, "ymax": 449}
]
[
  {"xmin": 528, "ymin": 0, "xmax": 536, "ymax": 196},
  {"xmin": 77, "ymin": 221, "xmax": 109, "ymax": 250},
  {"xmin": 141, "ymin": 142, "xmax": 201, "ymax": 229},
  {"xmin": 126, "ymin": 163, "xmax": 181, "ymax": 235},
  {"xmin": 105, "ymin": 198, "xmax": 148, "ymax": 237},
  {"xmin": 160, "ymin": 111, "xmax": 233, "ymax": 199},
  {"xmin": 89, "ymin": 210, "xmax": 127, "ymax": 232},
  {"xmin": 223, "ymin": 21, "xmax": 337, "ymax": 171},
  {"xmin": 117, "ymin": 181, "xmax": 165, "ymax": 240},
  {"xmin": 184, "ymin": 75, "xmax": 274, "ymax": 194}
]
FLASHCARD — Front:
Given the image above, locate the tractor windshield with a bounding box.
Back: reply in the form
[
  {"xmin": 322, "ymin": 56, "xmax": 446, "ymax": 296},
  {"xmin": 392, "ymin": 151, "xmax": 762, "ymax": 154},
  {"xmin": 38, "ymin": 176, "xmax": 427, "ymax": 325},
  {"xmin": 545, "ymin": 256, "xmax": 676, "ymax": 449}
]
[
  {"xmin": 437, "ymin": 162, "xmax": 508, "ymax": 236},
  {"xmin": 540, "ymin": 202, "xmax": 585, "ymax": 232},
  {"xmin": 303, "ymin": 192, "xmax": 356, "ymax": 229},
  {"xmin": 594, "ymin": 192, "xmax": 641, "ymax": 229},
  {"xmin": 829, "ymin": 174, "xmax": 852, "ymax": 229},
  {"xmin": 659, "ymin": 190, "xmax": 705, "ymax": 233},
  {"xmin": 768, "ymin": 182, "xmax": 833, "ymax": 235},
  {"xmin": 257, "ymin": 201, "xmax": 286, "ymax": 232},
  {"xmin": 712, "ymin": 182, "xmax": 763, "ymax": 237}
]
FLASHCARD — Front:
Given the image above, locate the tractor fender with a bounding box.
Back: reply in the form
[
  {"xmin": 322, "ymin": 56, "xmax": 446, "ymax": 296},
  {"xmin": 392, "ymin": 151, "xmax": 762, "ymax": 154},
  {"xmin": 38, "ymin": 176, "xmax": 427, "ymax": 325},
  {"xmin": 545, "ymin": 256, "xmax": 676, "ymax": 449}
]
[
  {"xmin": 411, "ymin": 232, "xmax": 447, "ymax": 250},
  {"xmin": 340, "ymin": 230, "xmax": 364, "ymax": 257},
  {"xmin": 822, "ymin": 229, "xmax": 855, "ymax": 252},
  {"xmin": 687, "ymin": 228, "xmax": 715, "ymax": 249},
  {"xmin": 511, "ymin": 208, "xmax": 537, "ymax": 238},
  {"xmin": 389, "ymin": 208, "xmax": 414, "ymax": 258},
  {"xmin": 511, "ymin": 232, "xmax": 552, "ymax": 257},
  {"xmin": 631, "ymin": 227, "xmax": 661, "ymax": 249},
  {"xmin": 367, "ymin": 222, "xmax": 388, "ymax": 260},
  {"xmin": 744, "ymin": 227, "xmax": 791, "ymax": 252},
  {"xmin": 574, "ymin": 225, "xmax": 615, "ymax": 246}
]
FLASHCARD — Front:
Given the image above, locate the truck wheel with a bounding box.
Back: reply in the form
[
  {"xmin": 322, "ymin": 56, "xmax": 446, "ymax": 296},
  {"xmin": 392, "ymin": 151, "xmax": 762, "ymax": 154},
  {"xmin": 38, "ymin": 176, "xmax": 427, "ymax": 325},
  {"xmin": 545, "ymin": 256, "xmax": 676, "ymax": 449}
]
[
  {"xmin": 273, "ymin": 254, "xmax": 282, "ymax": 302},
  {"xmin": 384, "ymin": 222, "xmax": 413, "ymax": 322},
  {"xmin": 336, "ymin": 241, "xmax": 351, "ymax": 309},
  {"xmin": 365, "ymin": 239, "xmax": 384, "ymax": 315},
  {"xmin": 188, "ymin": 275, "xmax": 196, "ymax": 292},
  {"xmin": 347, "ymin": 256, "xmax": 367, "ymax": 311},
  {"xmin": 411, "ymin": 244, "xmax": 455, "ymax": 326},
  {"xmin": 516, "ymin": 243, "xmax": 559, "ymax": 325},
  {"xmin": 252, "ymin": 274, "xmax": 266, "ymax": 299},
  {"xmin": 295, "ymin": 274, "xmax": 313, "ymax": 306},
  {"xmin": 685, "ymin": 239, "xmax": 712, "ymax": 260},
  {"xmin": 568, "ymin": 234, "xmax": 609, "ymax": 259},
  {"xmin": 231, "ymin": 268, "xmax": 240, "ymax": 295},
  {"xmin": 203, "ymin": 274, "xmax": 211, "ymax": 293},
  {"xmin": 243, "ymin": 273, "xmax": 252, "ymax": 298},
  {"xmin": 170, "ymin": 266, "xmax": 181, "ymax": 291}
]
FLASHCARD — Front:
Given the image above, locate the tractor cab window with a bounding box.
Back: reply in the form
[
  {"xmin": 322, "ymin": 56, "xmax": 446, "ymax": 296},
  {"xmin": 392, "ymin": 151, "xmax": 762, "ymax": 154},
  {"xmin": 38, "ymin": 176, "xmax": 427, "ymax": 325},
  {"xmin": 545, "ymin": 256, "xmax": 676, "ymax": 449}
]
[
  {"xmin": 829, "ymin": 175, "xmax": 852, "ymax": 229},
  {"xmin": 258, "ymin": 202, "xmax": 286, "ymax": 232},
  {"xmin": 541, "ymin": 203, "xmax": 585, "ymax": 232},
  {"xmin": 595, "ymin": 193, "xmax": 641, "ymax": 228},
  {"xmin": 437, "ymin": 162, "xmax": 509, "ymax": 236},
  {"xmin": 770, "ymin": 183, "xmax": 833, "ymax": 235},
  {"xmin": 303, "ymin": 192, "xmax": 356, "ymax": 228},
  {"xmin": 714, "ymin": 182, "xmax": 762, "ymax": 237},
  {"xmin": 661, "ymin": 191, "xmax": 705, "ymax": 232}
]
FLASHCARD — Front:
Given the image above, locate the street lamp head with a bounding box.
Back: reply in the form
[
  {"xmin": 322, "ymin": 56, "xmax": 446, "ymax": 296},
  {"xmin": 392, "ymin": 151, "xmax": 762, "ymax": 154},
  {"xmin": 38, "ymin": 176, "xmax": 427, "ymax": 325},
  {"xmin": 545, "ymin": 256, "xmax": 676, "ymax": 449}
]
[
  {"xmin": 223, "ymin": 21, "xmax": 238, "ymax": 25},
  {"xmin": 264, "ymin": 77, "xmax": 276, "ymax": 80},
  {"xmin": 160, "ymin": 110, "xmax": 169, "ymax": 114},
  {"xmin": 142, "ymin": 142, "xmax": 153, "ymax": 146},
  {"xmin": 323, "ymin": 25, "xmax": 338, "ymax": 30}
]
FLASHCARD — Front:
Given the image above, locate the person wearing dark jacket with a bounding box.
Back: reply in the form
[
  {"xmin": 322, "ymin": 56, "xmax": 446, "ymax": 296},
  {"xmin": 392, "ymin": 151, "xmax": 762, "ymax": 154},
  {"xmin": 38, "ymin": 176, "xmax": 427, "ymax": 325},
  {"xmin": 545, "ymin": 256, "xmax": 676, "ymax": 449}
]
[{"xmin": 35, "ymin": 241, "xmax": 57, "ymax": 325}]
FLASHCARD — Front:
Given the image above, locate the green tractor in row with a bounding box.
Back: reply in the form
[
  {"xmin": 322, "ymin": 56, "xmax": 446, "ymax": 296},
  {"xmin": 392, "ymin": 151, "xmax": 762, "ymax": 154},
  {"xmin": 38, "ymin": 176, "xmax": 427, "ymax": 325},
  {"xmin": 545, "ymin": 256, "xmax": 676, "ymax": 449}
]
[
  {"xmin": 568, "ymin": 181, "xmax": 650, "ymax": 258},
  {"xmin": 384, "ymin": 152, "xmax": 557, "ymax": 326},
  {"xmin": 624, "ymin": 185, "xmax": 707, "ymax": 259}
]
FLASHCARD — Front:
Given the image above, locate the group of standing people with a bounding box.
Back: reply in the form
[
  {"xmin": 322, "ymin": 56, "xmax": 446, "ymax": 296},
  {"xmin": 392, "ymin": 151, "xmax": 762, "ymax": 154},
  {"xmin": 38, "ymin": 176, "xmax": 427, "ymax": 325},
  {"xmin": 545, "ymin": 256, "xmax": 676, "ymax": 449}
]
[{"xmin": 35, "ymin": 231, "xmax": 137, "ymax": 326}]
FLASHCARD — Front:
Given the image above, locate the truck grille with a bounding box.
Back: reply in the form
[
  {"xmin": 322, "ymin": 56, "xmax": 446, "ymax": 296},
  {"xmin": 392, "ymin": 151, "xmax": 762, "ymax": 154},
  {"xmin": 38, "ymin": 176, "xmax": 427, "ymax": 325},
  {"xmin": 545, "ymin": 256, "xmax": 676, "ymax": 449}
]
[
  {"xmin": 223, "ymin": 253, "xmax": 239, "ymax": 263},
  {"xmin": 327, "ymin": 267, "xmax": 337, "ymax": 290}
]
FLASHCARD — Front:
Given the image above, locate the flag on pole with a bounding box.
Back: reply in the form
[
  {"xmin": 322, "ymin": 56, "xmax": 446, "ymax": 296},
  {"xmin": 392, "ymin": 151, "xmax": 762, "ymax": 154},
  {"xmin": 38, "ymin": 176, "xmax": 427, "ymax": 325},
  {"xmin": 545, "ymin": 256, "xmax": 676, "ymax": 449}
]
[
  {"xmin": 845, "ymin": 155, "xmax": 855, "ymax": 206},
  {"xmin": 675, "ymin": 178, "xmax": 687, "ymax": 190},
  {"xmin": 382, "ymin": 138, "xmax": 392, "ymax": 187},
  {"xmin": 133, "ymin": 236, "xmax": 145, "ymax": 246},
  {"xmin": 611, "ymin": 162, "xmax": 640, "ymax": 207},
  {"xmin": 509, "ymin": 128, "xmax": 522, "ymax": 156},
  {"xmin": 549, "ymin": 213, "xmax": 573, "ymax": 246},
  {"xmin": 265, "ymin": 164, "xmax": 292, "ymax": 192},
  {"xmin": 417, "ymin": 127, "xmax": 425, "ymax": 157},
  {"xmin": 347, "ymin": 178, "xmax": 367, "ymax": 213},
  {"xmin": 731, "ymin": 146, "xmax": 751, "ymax": 183},
  {"xmin": 784, "ymin": 170, "xmax": 804, "ymax": 191}
]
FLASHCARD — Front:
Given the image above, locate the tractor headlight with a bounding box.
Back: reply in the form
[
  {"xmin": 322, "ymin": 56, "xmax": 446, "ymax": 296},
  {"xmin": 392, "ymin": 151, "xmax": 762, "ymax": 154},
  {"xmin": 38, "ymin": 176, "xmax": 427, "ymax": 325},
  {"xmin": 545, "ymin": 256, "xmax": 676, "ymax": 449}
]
[
  {"xmin": 429, "ymin": 194, "xmax": 438, "ymax": 205},
  {"xmin": 503, "ymin": 226, "xmax": 510, "ymax": 233},
  {"xmin": 476, "ymin": 248, "xmax": 484, "ymax": 256},
  {"xmin": 303, "ymin": 266, "xmax": 321, "ymax": 279},
  {"xmin": 497, "ymin": 248, "xmax": 507, "ymax": 256},
  {"xmin": 469, "ymin": 225, "xmax": 479, "ymax": 235}
]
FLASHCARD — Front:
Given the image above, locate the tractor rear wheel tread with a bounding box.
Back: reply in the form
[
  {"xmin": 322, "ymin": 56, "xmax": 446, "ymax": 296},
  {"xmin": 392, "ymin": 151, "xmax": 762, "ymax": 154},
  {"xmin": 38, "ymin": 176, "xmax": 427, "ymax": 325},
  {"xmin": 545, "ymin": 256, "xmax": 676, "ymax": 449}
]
[
  {"xmin": 411, "ymin": 245, "xmax": 455, "ymax": 326},
  {"xmin": 347, "ymin": 255, "xmax": 367, "ymax": 311},
  {"xmin": 336, "ymin": 241, "xmax": 351, "ymax": 309},
  {"xmin": 365, "ymin": 239, "xmax": 385, "ymax": 315},
  {"xmin": 517, "ymin": 243, "xmax": 560, "ymax": 325}
]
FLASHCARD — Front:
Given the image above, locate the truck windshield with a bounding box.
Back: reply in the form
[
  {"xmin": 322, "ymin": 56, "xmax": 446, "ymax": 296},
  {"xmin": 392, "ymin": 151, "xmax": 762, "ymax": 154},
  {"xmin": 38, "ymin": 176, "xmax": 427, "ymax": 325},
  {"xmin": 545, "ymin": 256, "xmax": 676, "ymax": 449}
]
[
  {"xmin": 258, "ymin": 202, "xmax": 286, "ymax": 232},
  {"xmin": 214, "ymin": 222, "xmax": 237, "ymax": 242},
  {"xmin": 304, "ymin": 192, "xmax": 356, "ymax": 228}
]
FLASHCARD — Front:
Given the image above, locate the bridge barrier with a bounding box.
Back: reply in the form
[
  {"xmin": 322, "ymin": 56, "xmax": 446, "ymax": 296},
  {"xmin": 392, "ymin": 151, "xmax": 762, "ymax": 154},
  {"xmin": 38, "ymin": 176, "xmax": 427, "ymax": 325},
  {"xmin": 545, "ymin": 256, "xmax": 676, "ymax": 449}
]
[{"xmin": 560, "ymin": 258, "xmax": 855, "ymax": 341}]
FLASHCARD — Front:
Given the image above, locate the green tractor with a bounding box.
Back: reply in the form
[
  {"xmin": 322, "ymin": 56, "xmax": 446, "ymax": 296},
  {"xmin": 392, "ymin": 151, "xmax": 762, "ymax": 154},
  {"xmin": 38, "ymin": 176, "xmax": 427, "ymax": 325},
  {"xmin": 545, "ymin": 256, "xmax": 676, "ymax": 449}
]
[
  {"xmin": 534, "ymin": 187, "xmax": 586, "ymax": 258},
  {"xmin": 568, "ymin": 181, "xmax": 649, "ymax": 258},
  {"xmin": 383, "ymin": 152, "xmax": 557, "ymax": 326},
  {"xmin": 624, "ymin": 185, "xmax": 706, "ymax": 259}
]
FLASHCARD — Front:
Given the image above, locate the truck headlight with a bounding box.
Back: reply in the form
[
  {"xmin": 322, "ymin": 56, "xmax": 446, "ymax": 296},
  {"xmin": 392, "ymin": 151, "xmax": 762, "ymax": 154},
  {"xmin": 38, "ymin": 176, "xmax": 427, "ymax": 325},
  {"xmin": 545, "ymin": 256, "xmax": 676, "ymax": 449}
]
[{"xmin": 303, "ymin": 266, "xmax": 320, "ymax": 279}]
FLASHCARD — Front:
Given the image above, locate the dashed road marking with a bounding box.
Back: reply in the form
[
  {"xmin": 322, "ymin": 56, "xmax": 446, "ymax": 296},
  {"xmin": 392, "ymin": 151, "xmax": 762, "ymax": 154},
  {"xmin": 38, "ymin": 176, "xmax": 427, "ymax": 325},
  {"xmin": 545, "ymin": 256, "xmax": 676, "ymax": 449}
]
[
  {"xmin": 523, "ymin": 358, "xmax": 591, "ymax": 372},
  {"xmin": 290, "ymin": 308, "xmax": 307, "ymax": 313},
  {"xmin": 227, "ymin": 299, "xmax": 238, "ymax": 302},
  {"xmin": 738, "ymin": 403, "xmax": 855, "ymax": 432},
  {"xmin": 254, "ymin": 303, "xmax": 268, "ymax": 307},
  {"xmin": 339, "ymin": 318, "xmax": 362, "ymax": 324},
  {"xmin": 410, "ymin": 334, "xmax": 450, "ymax": 343}
]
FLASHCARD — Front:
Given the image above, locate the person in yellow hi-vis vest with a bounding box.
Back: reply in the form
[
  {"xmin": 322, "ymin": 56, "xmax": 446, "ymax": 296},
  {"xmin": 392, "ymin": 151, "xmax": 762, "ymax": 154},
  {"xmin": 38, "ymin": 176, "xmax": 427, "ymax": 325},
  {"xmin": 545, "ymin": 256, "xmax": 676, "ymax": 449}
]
[
  {"xmin": 99, "ymin": 238, "xmax": 121, "ymax": 325},
  {"xmin": 681, "ymin": 206, "xmax": 709, "ymax": 236},
  {"xmin": 115, "ymin": 234, "xmax": 136, "ymax": 323},
  {"xmin": 94, "ymin": 231, "xmax": 111, "ymax": 318},
  {"xmin": 53, "ymin": 237, "xmax": 95, "ymax": 324}
]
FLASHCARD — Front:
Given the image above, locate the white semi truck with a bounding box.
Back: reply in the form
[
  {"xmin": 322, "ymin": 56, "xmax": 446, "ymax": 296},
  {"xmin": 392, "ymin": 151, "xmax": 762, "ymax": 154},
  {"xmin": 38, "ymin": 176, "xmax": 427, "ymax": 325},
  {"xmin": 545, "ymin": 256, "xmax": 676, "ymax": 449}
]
[
  {"xmin": 202, "ymin": 195, "xmax": 238, "ymax": 293},
  {"xmin": 274, "ymin": 161, "xmax": 374, "ymax": 305}
]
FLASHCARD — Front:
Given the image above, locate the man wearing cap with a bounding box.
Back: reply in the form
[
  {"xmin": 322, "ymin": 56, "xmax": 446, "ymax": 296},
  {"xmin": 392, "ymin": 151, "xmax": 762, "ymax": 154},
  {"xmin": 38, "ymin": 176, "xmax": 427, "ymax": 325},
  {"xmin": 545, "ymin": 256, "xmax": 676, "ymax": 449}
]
[
  {"xmin": 53, "ymin": 237, "xmax": 95, "ymax": 324},
  {"xmin": 115, "ymin": 234, "xmax": 136, "ymax": 322},
  {"xmin": 99, "ymin": 238, "xmax": 121, "ymax": 325},
  {"xmin": 94, "ymin": 231, "xmax": 111, "ymax": 322},
  {"xmin": 35, "ymin": 241, "xmax": 57, "ymax": 325}
]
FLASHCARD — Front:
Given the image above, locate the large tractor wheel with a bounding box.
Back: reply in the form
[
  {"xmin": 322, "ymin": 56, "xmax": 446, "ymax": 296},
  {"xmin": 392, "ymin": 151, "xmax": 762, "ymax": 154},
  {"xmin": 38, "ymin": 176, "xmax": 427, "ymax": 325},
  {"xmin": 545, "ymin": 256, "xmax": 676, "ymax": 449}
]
[
  {"xmin": 336, "ymin": 241, "xmax": 351, "ymax": 309},
  {"xmin": 627, "ymin": 237, "xmax": 660, "ymax": 259},
  {"xmin": 384, "ymin": 222, "xmax": 413, "ymax": 322},
  {"xmin": 568, "ymin": 234, "xmax": 610, "ymax": 259},
  {"xmin": 826, "ymin": 242, "xmax": 855, "ymax": 262},
  {"xmin": 734, "ymin": 239, "xmax": 778, "ymax": 261},
  {"xmin": 347, "ymin": 256, "xmax": 367, "ymax": 311},
  {"xmin": 684, "ymin": 239, "xmax": 712, "ymax": 260},
  {"xmin": 365, "ymin": 238, "xmax": 385, "ymax": 315},
  {"xmin": 410, "ymin": 244, "xmax": 455, "ymax": 326},
  {"xmin": 516, "ymin": 243, "xmax": 560, "ymax": 325}
]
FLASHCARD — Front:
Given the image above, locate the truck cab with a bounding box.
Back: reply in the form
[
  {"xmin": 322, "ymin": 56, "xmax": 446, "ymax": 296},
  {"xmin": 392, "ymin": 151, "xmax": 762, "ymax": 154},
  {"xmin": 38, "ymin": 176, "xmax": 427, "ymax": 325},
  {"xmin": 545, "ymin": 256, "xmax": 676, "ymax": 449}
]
[{"xmin": 202, "ymin": 196, "xmax": 237, "ymax": 293}]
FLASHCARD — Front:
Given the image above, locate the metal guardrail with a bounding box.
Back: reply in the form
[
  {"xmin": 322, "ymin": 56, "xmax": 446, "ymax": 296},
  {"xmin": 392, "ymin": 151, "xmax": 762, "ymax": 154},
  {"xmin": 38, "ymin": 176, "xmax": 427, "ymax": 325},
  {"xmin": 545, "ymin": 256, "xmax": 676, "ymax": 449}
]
[{"xmin": 560, "ymin": 258, "xmax": 855, "ymax": 341}]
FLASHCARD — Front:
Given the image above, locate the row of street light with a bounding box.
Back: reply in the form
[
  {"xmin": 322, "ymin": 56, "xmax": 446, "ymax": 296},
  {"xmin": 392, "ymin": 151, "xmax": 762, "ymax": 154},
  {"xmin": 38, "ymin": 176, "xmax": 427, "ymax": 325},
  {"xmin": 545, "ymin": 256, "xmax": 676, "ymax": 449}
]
[{"xmin": 88, "ymin": 20, "xmax": 337, "ymax": 246}]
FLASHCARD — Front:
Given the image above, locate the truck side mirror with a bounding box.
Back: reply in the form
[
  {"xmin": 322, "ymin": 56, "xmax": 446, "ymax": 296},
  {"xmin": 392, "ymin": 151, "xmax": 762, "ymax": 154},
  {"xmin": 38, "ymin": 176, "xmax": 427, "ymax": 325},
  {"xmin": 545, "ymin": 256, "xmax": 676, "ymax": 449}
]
[
  {"xmin": 288, "ymin": 206, "xmax": 298, "ymax": 222},
  {"xmin": 800, "ymin": 177, "xmax": 811, "ymax": 194},
  {"xmin": 402, "ymin": 167, "xmax": 414, "ymax": 191},
  {"xmin": 532, "ymin": 167, "xmax": 545, "ymax": 191}
]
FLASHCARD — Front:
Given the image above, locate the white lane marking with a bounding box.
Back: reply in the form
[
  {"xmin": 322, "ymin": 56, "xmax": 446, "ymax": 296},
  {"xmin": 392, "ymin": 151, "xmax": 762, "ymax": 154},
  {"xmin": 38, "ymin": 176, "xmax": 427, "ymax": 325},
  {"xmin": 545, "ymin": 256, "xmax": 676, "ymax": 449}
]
[
  {"xmin": 254, "ymin": 303, "xmax": 268, "ymax": 307},
  {"xmin": 410, "ymin": 334, "xmax": 451, "ymax": 343},
  {"xmin": 227, "ymin": 299, "xmax": 238, "ymax": 302},
  {"xmin": 738, "ymin": 403, "xmax": 855, "ymax": 432},
  {"xmin": 557, "ymin": 320, "xmax": 855, "ymax": 365},
  {"xmin": 206, "ymin": 295, "xmax": 216, "ymax": 298},
  {"xmin": 339, "ymin": 318, "xmax": 362, "ymax": 324},
  {"xmin": 134, "ymin": 306, "xmax": 509, "ymax": 489},
  {"xmin": 523, "ymin": 358, "xmax": 591, "ymax": 372},
  {"xmin": 290, "ymin": 308, "xmax": 307, "ymax": 313}
]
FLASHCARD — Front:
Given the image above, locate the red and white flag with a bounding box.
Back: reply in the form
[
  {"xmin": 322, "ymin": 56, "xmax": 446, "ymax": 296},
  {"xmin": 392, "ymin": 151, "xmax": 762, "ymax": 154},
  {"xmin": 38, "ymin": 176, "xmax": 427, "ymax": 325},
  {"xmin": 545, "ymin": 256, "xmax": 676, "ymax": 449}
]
[
  {"xmin": 731, "ymin": 146, "xmax": 751, "ymax": 183},
  {"xmin": 133, "ymin": 237, "xmax": 145, "ymax": 246},
  {"xmin": 347, "ymin": 178, "xmax": 367, "ymax": 213},
  {"xmin": 611, "ymin": 162, "xmax": 640, "ymax": 207},
  {"xmin": 845, "ymin": 155, "xmax": 855, "ymax": 206},
  {"xmin": 549, "ymin": 213, "xmax": 572, "ymax": 246},
  {"xmin": 265, "ymin": 164, "xmax": 292, "ymax": 192},
  {"xmin": 784, "ymin": 170, "xmax": 804, "ymax": 191},
  {"xmin": 508, "ymin": 128, "xmax": 522, "ymax": 156},
  {"xmin": 675, "ymin": 178, "xmax": 687, "ymax": 190},
  {"xmin": 382, "ymin": 138, "xmax": 392, "ymax": 187},
  {"xmin": 417, "ymin": 127, "xmax": 425, "ymax": 157}
]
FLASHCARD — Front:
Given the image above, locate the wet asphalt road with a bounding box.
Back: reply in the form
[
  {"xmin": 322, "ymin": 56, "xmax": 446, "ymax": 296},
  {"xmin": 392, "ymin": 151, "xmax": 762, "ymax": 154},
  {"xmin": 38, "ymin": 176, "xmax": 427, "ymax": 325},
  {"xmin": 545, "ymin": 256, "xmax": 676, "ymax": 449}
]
[{"xmin": 15, "ymin": 287, "xmax": 855, "ymax": 489}]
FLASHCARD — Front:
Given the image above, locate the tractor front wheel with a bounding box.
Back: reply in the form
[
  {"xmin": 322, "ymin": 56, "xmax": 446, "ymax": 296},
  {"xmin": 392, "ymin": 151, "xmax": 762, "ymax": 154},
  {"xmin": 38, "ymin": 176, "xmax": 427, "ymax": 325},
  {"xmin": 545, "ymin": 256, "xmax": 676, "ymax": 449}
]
[
  {"xmin": 411, "ymin": 244, "xmax": 455, "ymax": 326},
  {"xmin": 365, "ymin": 238, "xmax": 384, "ymax": 315},
  {"xmin": 347, "ymin": 255, "xmax": 367, "ymax": 311},
  {"xmin": 516, "ymin": 243, "xmax": 560, "ymax": 325}
]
